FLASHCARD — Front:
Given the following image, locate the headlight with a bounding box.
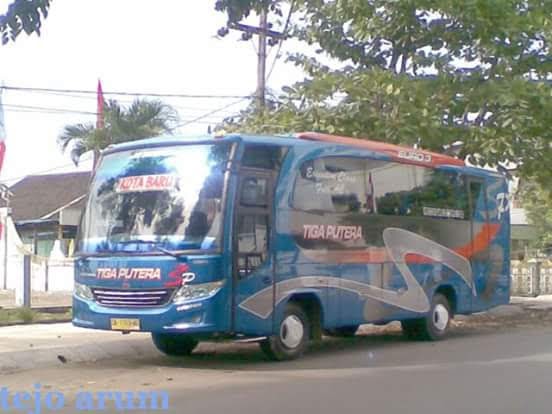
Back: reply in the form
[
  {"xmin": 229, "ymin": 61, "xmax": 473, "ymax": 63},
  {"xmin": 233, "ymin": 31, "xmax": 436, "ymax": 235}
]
[
  {"xmin": 173, "ymin": 280, "xmax": 225, "ymax": 303},
  {"xmin": 74, "ymin": 282, "xmax": 94, "ymax": 301}
]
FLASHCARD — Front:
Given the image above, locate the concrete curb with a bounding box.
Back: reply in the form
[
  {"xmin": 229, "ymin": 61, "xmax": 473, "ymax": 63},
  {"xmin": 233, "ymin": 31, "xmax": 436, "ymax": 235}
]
[{"xmin": 0, "ymin": 318, "xmax": 72, "ymax": 328}]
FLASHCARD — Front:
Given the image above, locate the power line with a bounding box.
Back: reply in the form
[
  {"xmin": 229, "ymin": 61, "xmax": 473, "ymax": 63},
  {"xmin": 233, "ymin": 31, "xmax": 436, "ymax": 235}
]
[
  {"xmin": 5, "ymin": 108, "xmax": 242, "ymax": 125},
  {"xmin": 4, "ymin": 103, "xmax": 243, "ymax": 119},
  {"xmin": 266, "ymin": 0, "xmax": 296, "ymax": 82},
  {"xmin": 5, "ymin": 108, "xmax": 96, "ymax": 117},
  {"xmin": 174, "ymin": 98, "xmax": 249, "ymax": 129},
  {"xmin": 0, "ymin": 155, "xmax": 93, "ymax": 184},
  {"xmin": 4, "ymin": 104, "xmax": 97, "ymax": 116},
  {"xmin": 4, "ymin": 104, "xmax": 246, "ymax": 132},
  {"xmin": 5, "ymin": 88, "xmax": 248, "ymax": 113},
  {"xmin": 2, "ymin": 85, "xmax": 254, "ymax": 100}
]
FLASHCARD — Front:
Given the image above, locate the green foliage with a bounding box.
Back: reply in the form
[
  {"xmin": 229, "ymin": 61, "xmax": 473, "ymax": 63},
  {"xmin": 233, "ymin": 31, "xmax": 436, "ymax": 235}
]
[
  {"xmin": 15, "ymin": 306, "xmax": 35, "ymax": 323},
  {"xmin": 0, "ymin": 0, "xmax": 51, "ymax": 45},
  {"xmin": 215, "ymin": 0, "xmax": 283, "ymax": 24},
  {"xmin": 58, "ymin": 99, "xmax": 179, "ymax": 164},
  {"xmin": 520, "ymin": 181, "xmax": 552, "ymax": 250},
  {"xmin": 217, "ymin": 0, "xmax": 552, "ymax": 187}
]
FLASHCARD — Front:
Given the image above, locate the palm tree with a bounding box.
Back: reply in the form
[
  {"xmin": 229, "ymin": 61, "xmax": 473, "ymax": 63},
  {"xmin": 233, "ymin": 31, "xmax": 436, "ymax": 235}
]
[{"xmin": 58, "ymin": 98, "xmax": 179, "ymax": 165}]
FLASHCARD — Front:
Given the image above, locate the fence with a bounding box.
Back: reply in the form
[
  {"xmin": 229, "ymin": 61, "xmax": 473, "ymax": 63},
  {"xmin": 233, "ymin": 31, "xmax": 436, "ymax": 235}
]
[
  {"xmin": 511, "ymin": 259, "xmax": 552, "ymax": 296},
  {"xmin": 2, "ymin": 254, "xmax": 74, "ymax": 293},
  {"xmin": 2, "ymin": 256, "xmax": 551, "ymax": 306},
  {"xmin": 30, "ymin": 257, "xmax": 74, "ymax": 292}
]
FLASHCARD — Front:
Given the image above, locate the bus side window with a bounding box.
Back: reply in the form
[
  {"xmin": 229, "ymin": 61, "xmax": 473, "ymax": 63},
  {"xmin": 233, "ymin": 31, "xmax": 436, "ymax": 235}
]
[
  {"xmin": 236, "ymin": 173, "xmax": 272, "ymax": 278},
  {"xmin": 240, "ymin": 177, "xmax": 268, "ymax": 207},
  {"xmin": 469, "ymin": 180, "xmax": 484, "ymax": 219},
  {"xmin": 237, "ymin": 215, "xmax": 268, "ymax": 277}
]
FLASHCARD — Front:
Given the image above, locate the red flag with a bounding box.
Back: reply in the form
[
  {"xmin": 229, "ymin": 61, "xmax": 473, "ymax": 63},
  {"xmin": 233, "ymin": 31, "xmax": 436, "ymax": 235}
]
[
  {"xmin": 96, "ymin": 79, "xmax": 104, "ymax": 130},
  {"xmin": 0, "ymin": 88, "xmax": 6, "ymax": 174}
]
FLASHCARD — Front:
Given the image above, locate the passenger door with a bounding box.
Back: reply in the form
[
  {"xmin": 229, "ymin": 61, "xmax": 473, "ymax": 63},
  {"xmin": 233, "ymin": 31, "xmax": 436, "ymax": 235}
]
[{"xmin": 232, "ymin": 169, "xmax": 275, "ymax": 335}]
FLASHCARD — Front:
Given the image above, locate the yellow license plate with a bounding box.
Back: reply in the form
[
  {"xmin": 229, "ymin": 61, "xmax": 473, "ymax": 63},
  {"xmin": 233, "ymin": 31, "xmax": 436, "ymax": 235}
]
[{"xmin": 110, "ymin": 318, "xmax": 140, "ymax": 331}]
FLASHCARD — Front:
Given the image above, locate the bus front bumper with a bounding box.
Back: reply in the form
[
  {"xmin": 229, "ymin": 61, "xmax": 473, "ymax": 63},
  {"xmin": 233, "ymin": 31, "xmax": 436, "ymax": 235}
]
[{"xmin": 72, "ymin": 294, "xmax": 225, "ymax": 335}]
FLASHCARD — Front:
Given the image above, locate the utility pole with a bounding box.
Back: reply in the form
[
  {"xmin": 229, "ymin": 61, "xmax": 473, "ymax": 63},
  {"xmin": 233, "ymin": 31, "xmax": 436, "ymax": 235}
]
[
  {"xmin": 223, "ymin": 5, "xmax": 285, "ymax": 112},
  {"xmin": 257, "ymin": 7, "xmax": 268, "ymax": 110},
  {"xmin": 0, "ymin": 183, "xmax": 12, "ymax": 290}
]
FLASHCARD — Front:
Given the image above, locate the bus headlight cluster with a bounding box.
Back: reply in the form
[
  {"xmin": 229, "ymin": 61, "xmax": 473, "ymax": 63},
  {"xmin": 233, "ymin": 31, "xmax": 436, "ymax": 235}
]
[
  {"xmin": 173, "ymin": 280, "xmax": 225, "ymax": 304},
  {"xmin": 74, "ymin": 282, "xmax": 94, "ymax": 301}
]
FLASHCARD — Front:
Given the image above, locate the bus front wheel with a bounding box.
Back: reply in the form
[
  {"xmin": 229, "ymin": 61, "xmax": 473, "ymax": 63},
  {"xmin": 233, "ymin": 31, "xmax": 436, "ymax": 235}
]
[
  {"xmin": 401, "ymin": 293, "xmax": 451, "ymax": 341},
  {"xmin": 151, "ymin": 333, "xmax": 198, "ymax": 356},
  {"xmin": 260, "ymin": 302, "xmax": 310, "ymax": 361}
]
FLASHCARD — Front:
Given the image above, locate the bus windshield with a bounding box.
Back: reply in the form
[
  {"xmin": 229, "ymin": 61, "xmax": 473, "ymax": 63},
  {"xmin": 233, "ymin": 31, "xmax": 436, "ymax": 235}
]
[{"xmin": 78, "ymin": 143, "xmax": 232, "ymax": 254}]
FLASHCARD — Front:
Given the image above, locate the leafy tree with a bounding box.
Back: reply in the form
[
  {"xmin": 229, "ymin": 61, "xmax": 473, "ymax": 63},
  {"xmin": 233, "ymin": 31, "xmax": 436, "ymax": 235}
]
[
  {"xmin": 58, "ymin": 99, "xmax": 179, "ymax": 165},
  {"xmin": 217, "ymin": 0, "xmax": 552, "ymax": 187},
  {"xmin": 519, "ymin": 181, "xmax": 552, "ymax": 251},
  {"xmin": 0, "ymin": 0, "xmax": 51, "ymax": 45},
  {"xmin": 215, "ymin": 0, "xmax": 284, "ymax": 27}
]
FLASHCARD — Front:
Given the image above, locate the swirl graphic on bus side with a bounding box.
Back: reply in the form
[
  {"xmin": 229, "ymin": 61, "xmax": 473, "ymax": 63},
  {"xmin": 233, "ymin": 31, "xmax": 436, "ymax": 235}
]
[{"xmin": 239, "ymin": 228, "xmax": 475, "ymax": 319}]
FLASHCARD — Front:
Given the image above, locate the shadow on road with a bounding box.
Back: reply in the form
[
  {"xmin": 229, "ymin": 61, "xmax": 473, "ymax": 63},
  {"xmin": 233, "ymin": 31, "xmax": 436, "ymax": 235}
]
[{"xmin": 97, "ymin": 325, "xmax": 502, "ymax": 372}]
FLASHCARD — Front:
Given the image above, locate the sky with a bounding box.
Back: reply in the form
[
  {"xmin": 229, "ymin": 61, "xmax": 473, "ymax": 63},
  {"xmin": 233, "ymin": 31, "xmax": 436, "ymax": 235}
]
[{"xmin": 0, "ymin": 0, "xmax": 305, "ymax": 184}]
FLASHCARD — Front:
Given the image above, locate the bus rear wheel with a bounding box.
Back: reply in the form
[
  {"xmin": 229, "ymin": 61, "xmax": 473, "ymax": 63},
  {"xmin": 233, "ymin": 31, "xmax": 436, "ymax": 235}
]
[
  {"xmin": 151, "ymin": 333, "xmax": 198, "ymax": 356},
  {"xmin": 401, "ymin": 293, "xmax": 451, "ymax": 341},
  {"xmin": 260, "ymin": 302, "xmax": 310, "ymax": 361}
]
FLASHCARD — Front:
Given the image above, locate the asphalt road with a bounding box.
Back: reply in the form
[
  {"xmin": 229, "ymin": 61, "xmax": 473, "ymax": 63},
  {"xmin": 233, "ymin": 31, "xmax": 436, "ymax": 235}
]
[{"xmin": 2, "ymin": 322, "xmax": 551, "ymax": 414}]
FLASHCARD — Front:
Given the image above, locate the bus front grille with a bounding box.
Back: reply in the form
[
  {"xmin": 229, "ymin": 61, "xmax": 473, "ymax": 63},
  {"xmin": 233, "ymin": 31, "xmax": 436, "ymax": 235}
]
[{"xmin": 91, "ymin": 288, "xmax": 175, "ymax": 308}]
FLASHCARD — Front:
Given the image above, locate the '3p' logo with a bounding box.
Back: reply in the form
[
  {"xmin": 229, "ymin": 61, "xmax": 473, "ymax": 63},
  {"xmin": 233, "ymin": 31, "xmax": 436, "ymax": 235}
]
[{"xmin": 165, "ymin": 264, "xmax": 196, "ymax": 288}]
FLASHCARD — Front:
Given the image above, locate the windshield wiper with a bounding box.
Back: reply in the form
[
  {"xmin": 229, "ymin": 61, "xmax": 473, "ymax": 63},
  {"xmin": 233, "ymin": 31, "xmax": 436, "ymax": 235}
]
[
  {"xmin": 153, "ymin": 245, "xmax": 185, "ymax": 259},
  {"xmin": 113, "ymin": 239, "xmax": 152, "ymax": 245},
  {"xmin": 113, "ymin": 239, "xmax": 185, "ymax": 258}
]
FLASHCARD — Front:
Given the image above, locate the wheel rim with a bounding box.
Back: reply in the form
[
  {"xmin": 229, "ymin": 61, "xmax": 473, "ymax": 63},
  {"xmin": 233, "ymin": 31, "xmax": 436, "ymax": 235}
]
[
  {"xmin": 433, "ymin": 304, "xmax": 449, "ymax": 331},
  {"xmin": 280, "ymin": 315, "xmax": 304, "ymax": 349}
]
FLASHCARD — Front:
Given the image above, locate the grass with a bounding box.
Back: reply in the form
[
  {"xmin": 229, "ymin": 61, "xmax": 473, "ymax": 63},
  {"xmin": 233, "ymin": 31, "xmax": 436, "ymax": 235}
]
[{"xmin": 0, "ymin": 307, "xmax": 72, "ymax": 326}]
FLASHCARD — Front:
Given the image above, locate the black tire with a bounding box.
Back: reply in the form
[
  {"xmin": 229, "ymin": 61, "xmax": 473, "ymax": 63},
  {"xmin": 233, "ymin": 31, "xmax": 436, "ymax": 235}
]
[
  {"xmin": 326, "ymin": 325, "xmax": 359, "ymax": 337},
  {"xmin": 401, "ymin": 318, "xmax": 425, "ymax": 340},
  {"xmin": 401, "ymin": 293, "xmax": 452, "ymax": 341},
  {"xmin": 151, "ymin": 333, "xmax": 198, "ymax": 356},
  {"xmin": 260, "ymin": 302, "xmax": 310, "ymax": 361}
]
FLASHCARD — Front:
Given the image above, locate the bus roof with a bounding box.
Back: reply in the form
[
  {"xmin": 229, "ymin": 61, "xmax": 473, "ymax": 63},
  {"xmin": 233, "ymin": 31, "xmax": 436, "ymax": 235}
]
[
  {"xmin": 296, "ymin": 132, "xmax": 465, "ymax": 167},
  {"xmin": 104, "ymin": 131, "xmax": 466, "ymax": 169}
]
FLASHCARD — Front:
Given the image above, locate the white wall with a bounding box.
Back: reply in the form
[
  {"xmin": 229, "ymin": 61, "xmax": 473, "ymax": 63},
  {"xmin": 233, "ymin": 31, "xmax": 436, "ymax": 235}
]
[{"xmin": 0, "ymin": 208, "xmax": 74, "ymax": 292}]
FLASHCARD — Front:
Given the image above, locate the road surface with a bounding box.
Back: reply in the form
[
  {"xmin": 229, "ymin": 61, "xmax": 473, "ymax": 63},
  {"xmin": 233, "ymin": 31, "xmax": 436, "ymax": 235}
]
[{"xmin": 1, "ymin": 319, "xmax": 551, "ymax": 414}]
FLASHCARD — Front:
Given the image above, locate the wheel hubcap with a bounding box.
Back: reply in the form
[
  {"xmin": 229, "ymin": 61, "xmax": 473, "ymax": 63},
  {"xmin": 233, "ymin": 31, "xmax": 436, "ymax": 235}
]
[
  {"xmin": 433, "ymin": 304, "xmax": 449, "ymax": 331},
  {"xmin": 280, "ymin": 315, "xmax": 304, "ymax": 349}
]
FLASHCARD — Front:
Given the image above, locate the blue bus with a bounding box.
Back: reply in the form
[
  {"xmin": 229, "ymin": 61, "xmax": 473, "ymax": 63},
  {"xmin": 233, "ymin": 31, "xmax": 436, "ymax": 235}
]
[{"xmin": 73, "ymin": 132, "xmax": 510, "ymax": 360}]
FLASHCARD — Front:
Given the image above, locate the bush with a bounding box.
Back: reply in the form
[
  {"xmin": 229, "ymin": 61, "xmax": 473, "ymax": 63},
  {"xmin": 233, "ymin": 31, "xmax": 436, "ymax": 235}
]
[{"xmin": 15, "ymin": 307, "xmax": 36, "ymax": 323}]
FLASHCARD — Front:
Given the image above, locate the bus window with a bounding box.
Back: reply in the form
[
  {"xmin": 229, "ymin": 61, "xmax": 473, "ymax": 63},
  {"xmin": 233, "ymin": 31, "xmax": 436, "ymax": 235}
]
[
  {"xmin": 236, "ymin": 172, "xmax": 272, "ymax": 277},
  {"xmin": 291, "ymin": 158, "xmax": 476, "ymax": 252},
  {"xmin": 237, "ymin": 215, "xmax": 268, "ymax": 277},
  {"xmin": 414, "ymin": 170, "xmax": 469, "ymax": 219},
  {"xmin": 241, "ymin": 145, "xmax": 288, "ymax": 170},
  {"xmin": 374, "ymin": 167, "xmax": 469, "ymax": 219},
  {"xmin": 240, "ymin": 177, "xmax": 268, "ymax": 207},
  {"xmin": 293, "ymin": 157, "xmax": 386, "ymax": 214}
]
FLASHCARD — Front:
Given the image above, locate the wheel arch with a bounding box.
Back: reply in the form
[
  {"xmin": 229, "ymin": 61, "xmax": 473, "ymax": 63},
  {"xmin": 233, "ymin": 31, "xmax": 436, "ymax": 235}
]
[
  {"xmin": 433, "ymin": 284, "xmax": 457, "ymax": 316},
  {"xmin": 284, "ymin": 290, "xmax": 324, "ymax": 340}
]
